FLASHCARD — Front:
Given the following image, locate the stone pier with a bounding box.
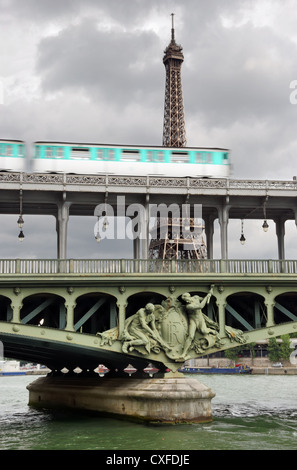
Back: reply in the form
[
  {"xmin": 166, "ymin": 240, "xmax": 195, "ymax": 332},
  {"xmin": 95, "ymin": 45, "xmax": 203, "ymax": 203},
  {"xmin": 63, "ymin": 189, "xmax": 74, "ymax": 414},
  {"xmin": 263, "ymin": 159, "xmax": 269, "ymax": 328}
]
[{"xmin": 27, "ymin": 373, "xmax": 216, "ymax": 424}]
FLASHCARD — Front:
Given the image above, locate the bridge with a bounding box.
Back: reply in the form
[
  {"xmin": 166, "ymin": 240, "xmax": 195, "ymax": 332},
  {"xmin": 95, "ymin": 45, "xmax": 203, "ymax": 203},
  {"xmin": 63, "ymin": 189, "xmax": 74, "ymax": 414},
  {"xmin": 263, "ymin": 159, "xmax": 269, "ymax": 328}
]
[
  {"xmin": 1, "ymin": 172, "xmax": 297, "ymax": 259},
  {"xmin": 1, "ymin": 257, "xmax": 297, "ymax": 374},
  {"xmin": 1, "ymin": 173, "xmax": 297, "ymax": 422}
]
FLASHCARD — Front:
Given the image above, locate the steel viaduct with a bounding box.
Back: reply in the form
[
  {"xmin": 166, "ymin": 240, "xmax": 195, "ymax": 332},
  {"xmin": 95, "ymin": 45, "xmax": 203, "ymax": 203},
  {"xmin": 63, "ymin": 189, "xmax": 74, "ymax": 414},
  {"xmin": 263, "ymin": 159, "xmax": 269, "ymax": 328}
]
[{"xmin": 1, "ymin": 172, "xmax": 297, "ymax": 422}]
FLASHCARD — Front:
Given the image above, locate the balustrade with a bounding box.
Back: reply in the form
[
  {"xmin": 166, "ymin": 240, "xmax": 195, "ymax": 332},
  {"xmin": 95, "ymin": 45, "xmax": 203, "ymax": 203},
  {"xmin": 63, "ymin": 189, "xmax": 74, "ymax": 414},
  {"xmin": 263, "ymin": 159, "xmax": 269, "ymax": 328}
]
[{"xmin": 0, "ymin": 258, "xmax": 296, "ymax": 275}]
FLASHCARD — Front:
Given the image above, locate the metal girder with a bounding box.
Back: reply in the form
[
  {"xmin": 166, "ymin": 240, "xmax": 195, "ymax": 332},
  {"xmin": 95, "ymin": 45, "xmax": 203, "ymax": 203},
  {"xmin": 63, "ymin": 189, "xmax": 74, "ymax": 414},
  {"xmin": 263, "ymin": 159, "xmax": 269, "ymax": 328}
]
[
  {"xmin": 225, "ymin": 303, "xmax": 254, "ymax": 331},
  {"xmin": 274, "ymin": 302, "xmax": 297, "ymax": 321},
  {"xmin": 21, "ymin": 298, "xmax": 55, "ymax": 324},
  {"xmin": 74, "ymin": 298, "xmax": 106, "ymax": 331}
]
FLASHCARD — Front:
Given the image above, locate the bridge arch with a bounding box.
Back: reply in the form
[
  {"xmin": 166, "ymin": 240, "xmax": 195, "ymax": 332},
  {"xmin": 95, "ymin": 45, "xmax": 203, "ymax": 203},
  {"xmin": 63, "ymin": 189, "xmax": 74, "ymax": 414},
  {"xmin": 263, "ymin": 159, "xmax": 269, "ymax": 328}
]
[
  {"xmin": 225, "ymin": 291, "xmax": 267, "ymax": 331},
  {"xmin": 274, "ymin": 292, "xmax": 297, "ymax": 325},
  {"xmin": 74, "ymin": 292, "xmax": 118, "ymax": 335},
  {"xmin": 0, "ymin": 294, "xmax": 13, "ymax": 322},
  {"xmin": 20, "ymin": 293, "xmax": 66, "ymax": 329},
  {"xmin": 125, "ymin": 291, "xmax": 167, "ymax": 319}
]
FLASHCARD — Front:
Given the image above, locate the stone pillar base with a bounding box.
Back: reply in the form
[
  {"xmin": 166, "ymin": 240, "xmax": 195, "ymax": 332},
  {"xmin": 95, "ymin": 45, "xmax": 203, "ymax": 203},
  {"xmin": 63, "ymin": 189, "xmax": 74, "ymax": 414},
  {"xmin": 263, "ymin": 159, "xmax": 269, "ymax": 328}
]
[{"xmin": 27, "ymin": 374, "xmax": 215, "ymax": 424}]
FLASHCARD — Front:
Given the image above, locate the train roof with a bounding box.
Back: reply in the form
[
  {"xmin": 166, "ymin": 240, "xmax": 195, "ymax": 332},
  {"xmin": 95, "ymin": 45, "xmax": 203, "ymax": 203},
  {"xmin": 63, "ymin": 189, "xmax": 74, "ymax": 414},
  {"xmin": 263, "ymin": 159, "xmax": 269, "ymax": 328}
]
[
  {"xmin": 0, "ymin": 139, "xmax": 25, "ymax": 143},
  {"xmin": 34, "ymin": 141, "xmax": 230, "ymax": 152}
]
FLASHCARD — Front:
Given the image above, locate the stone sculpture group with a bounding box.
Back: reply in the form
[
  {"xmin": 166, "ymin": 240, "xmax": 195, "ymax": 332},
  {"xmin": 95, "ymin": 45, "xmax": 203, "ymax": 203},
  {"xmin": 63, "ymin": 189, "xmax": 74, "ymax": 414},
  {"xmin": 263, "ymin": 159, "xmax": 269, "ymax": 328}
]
[{"xmin": 99, "ymin": 286, "xmax": 246, "ymax": 362}]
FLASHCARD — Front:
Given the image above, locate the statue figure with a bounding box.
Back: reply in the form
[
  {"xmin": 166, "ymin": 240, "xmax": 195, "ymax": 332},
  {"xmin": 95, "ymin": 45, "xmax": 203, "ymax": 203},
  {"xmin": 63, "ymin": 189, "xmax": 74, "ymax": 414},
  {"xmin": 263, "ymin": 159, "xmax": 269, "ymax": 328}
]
[
  {"xmin": 121, "ymin": 303, "xmax": 172, "ymax": 355},
  {"xmin": 98, "ymin": 286, "xmax": 246, "ymax": 364},
  {"xmin": 180, "ymin": 286, "xmax": 216, "ymax": 359}
]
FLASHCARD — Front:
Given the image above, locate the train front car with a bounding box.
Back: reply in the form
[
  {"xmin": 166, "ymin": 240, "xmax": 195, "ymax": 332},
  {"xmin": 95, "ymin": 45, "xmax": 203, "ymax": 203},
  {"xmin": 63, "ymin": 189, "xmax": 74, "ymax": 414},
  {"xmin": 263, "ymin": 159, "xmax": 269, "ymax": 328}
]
[
  {"xmin": 0, "ymin": 139, "xmax": 26, "ymax": 172},
  {"xmin": 32, "ymin": 142, "xmax": 230, "ymax": 178}
]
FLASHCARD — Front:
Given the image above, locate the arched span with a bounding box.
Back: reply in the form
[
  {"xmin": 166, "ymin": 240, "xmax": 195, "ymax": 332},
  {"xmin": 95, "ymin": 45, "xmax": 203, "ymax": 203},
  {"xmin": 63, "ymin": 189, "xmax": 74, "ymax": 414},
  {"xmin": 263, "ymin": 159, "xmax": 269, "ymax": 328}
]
[
  {"xmin": 274, "ymin": 292, "xmax": 297, "ymax": 325},
  {"xmin": 21, "ymin": 293, "xmax": 66, "ymax": 329},
  {"xmin": 0, "ymin": 295, "xmax": 13, "ymax": 322},
  {"xmin": 226, "ymin": 292, "xmax": 267, "ymax": 332},
  {"xmin": 125, "ymin": 292, "xmax": 167, "ymax": 320},
  {"xmin": 74, "ymin": 292, "xmax": 118, "ymax": 335}
]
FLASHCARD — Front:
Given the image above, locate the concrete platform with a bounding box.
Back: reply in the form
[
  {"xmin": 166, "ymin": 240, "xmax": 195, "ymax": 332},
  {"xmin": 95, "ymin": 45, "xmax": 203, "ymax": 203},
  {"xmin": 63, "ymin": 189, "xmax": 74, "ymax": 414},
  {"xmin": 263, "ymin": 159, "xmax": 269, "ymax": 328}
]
[{"xmin": 26, "ymin": 373, "xmax": 216, "ymax": 424}]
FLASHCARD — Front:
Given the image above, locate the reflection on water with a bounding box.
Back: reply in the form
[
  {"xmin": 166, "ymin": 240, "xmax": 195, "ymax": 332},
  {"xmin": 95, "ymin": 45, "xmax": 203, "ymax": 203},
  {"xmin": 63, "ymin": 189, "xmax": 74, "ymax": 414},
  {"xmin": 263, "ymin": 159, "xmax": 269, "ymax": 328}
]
[{"xmin": 0, "ymin": 374, "xmax": 296, "ymax": 450}]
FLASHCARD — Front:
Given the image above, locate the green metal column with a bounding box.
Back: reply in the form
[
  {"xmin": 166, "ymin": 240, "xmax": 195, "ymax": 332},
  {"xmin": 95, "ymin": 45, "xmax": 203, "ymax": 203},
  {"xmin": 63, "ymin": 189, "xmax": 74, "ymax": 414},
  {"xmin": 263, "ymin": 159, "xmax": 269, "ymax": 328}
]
[
  {"xmin": 265, "ymin": 299, "xmax": 275, "ymax": 328},
  {"xmin": 117, "ymin": 298, "xmax": 127, "ymax": 337},
  {"xmin": 65, "ymin": 299, "xmax": 76, "ymax": 331},
  {"xmin": 11, "ymin": 295, "xmax": 23, "ymax": 324},
  {"xmin": 216, "ymin": 299, "xmax": 226, "ymax": 337}
]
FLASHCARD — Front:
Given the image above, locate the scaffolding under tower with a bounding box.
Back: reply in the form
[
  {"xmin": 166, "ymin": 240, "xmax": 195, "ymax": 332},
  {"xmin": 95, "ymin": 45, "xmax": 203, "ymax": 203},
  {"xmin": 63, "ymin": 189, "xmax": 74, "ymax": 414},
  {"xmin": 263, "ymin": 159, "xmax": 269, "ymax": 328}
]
[{"xmin": 149, "ymin": 217, "xmax": 207, "ymax": 260}]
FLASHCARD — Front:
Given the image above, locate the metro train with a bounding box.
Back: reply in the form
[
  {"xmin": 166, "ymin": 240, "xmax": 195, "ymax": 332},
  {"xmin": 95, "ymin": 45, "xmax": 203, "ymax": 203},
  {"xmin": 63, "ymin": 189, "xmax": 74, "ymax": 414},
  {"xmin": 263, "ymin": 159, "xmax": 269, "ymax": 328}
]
[{"xmin": 0, "ymin": 139, "xmax": 231, "ymax": 178}]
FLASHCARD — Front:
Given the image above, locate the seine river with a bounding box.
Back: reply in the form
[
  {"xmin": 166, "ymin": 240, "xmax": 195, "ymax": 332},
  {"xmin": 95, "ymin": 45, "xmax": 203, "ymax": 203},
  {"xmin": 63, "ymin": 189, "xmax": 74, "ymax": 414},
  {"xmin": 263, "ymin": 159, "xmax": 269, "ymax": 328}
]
[{"xmin": 0, "ymin": 374, "xmax": 296, "ymax": 451}]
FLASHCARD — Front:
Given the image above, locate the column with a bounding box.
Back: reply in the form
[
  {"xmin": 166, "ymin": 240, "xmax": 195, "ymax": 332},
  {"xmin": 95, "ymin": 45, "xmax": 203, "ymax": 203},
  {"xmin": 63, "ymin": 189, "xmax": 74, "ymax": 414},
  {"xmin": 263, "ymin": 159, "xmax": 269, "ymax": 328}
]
[
  {"xmin": 117, "ymin": 299, "xmax": 127, "ymax": 337},
  {"xmin": 133, "ymin": 228, "xmax": 141, "ymax": 259},
  {"xmin": 204, "ymin": 215, "xmax": 215, "ymax": 259},
  {"xmin": 217, "ymin": 205, "xmax": 230, "ymax": 260},
  {"xmin": 216, "ymin": 300, "xmax": 226, "ymax": 337},
  {"xmin": 56, "ymin": 201, "xmax": 71, "ymax": 259},
  {"xmin": 264, "ymin": 300, "xmax": 275, "ymax": 328},
  {"xmin": 11, "ymin": 296, "xmax": 23, "ymax": 324},
  {"xmin": 274, "ymin": 217, "xmax": 286, "ymax": 260},
  {"xmin": 65, "ymin": 298, "xmax": 76, "ymax": 331},
  {"xmin": 141, "ymin": 195, "xmax": 150, "ymax": 259}
]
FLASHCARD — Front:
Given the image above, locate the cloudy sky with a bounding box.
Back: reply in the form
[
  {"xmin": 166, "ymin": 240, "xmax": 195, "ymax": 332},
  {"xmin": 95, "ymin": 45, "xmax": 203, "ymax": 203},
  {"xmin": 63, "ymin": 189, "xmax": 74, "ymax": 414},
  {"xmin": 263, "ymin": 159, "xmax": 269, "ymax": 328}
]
[{"xmin": 1, "ymin": 0, "xmax": 297, "ymax": 260}]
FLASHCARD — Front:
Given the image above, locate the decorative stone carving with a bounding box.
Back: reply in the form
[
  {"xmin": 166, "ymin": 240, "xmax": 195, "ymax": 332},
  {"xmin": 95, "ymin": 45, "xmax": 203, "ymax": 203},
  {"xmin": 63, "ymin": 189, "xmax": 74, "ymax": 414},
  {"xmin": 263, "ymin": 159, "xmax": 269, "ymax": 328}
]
[
  {"xmin": 98, "ymin": 326, "xmax": 119, "ymax": 346},
  {"xmin": 2, "ymin": 171, "xmax": 297, "ymax": 192},
  {"xmin": 120, "ymin": 303, "xmax": 172, "ymax": 355},
  {"xmin": 98, "ymin": 287, "xmax": 246, "ymax": 362}
]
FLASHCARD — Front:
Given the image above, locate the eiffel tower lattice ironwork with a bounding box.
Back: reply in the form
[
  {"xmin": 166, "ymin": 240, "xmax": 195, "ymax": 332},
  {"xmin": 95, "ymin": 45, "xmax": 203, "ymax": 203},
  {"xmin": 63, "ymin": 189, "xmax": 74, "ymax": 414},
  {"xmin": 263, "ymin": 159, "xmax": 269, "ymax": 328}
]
[
  {"xmin": 149, "ymin": 15, "xmax": 207, "ymax": 262},
  {"xmin": 149, "ymin": 217, "xmax": 207, "ymax": 262},
  {"xmin": 162, "ymin": 13, "xmax": 187, "ymax": 148}
]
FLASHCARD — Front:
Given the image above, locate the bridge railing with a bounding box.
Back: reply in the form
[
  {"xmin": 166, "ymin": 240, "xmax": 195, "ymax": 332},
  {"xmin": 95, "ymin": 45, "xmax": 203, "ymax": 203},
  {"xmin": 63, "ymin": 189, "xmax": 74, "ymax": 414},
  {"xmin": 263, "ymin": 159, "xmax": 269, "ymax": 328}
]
[{"xmin": 0, "ymin": 259, "xmax": 297, "ymax": 274}]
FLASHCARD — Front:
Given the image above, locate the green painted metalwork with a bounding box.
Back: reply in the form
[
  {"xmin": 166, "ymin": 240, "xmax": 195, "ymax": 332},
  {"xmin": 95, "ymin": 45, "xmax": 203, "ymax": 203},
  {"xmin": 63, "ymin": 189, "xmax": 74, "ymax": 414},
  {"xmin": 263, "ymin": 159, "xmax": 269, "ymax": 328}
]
[
  {"xmin": 21, "ymin": 298, "xmax": 55, "ymax": 324},
  {"xmin": 74, "ymin": 298, "xmax": 106, "ymax": 331},
  {"xmin": 225, "ymin": 304, "xmax": 254, "ymax": 331},
  {"xmin": 274, "ymin": 302, "xmax": 297, "ymax": 321},
  {"xmin": 0, "ymin": 258, "xmax": 297, "ymax": 372}
]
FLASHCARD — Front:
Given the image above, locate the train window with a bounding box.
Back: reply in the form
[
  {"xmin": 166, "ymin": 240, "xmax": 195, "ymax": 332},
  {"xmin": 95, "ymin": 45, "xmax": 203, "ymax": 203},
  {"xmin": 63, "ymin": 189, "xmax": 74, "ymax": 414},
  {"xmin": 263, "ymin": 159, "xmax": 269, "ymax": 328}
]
[
  {"xmin": 223, "ymin": 153, "xmax": 229, "ymax": 163},
  {"xmin": 71, "ymin": 147, "xmax": 90, "ymax": 159},
  {"xmin": 108, "ymin": 149, "xmax": 115, "ymax": 161},
  {"xmin": 46, "ymin": 147, "xmax": 53, "ymax": 158},
  {"xmin": 196, "ymin": 152, "xmax": 202, "ymax": 163},
  {"xmin": 121, "ymin": 150, "xmax": 140, "ymax": 162},
  {"xmin": 157, "ymin": 151, "xmax": 164, "ymax": 162},
  {"xmin": 18, "ymin": 145, "xmax": 24, "ymax": 157},
  {"xmin": 171, "ymin": 151, "xmax": 189, "ymax": 163},
  {"xmin": 97, "ymin": 149, "xmax": 104, "ymax": 160},
  {"xmin": 207, "ymin": 153, "xmax": 212, "ymax": 163},
  {"xmin": 146, "ymin": 151, "xmax": 153, "ymax": 162},
  {"xmin": 57, "ymin": 147, "xmax": 64, "ymax": 159}
]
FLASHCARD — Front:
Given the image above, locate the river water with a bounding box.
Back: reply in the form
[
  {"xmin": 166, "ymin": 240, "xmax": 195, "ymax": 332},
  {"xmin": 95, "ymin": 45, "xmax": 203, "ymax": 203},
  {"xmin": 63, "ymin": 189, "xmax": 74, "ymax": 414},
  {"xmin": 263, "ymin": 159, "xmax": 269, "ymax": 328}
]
[{"xmin": 0, "ymin": 374, "xmax": 296, "ymax": 451}]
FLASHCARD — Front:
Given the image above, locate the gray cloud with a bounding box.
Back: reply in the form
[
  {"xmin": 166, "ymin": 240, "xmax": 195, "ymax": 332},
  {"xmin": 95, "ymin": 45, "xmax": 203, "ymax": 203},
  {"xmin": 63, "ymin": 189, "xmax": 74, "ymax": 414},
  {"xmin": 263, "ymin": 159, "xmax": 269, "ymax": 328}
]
[
  {"xmin": 36, "ymin": 20, "xmax": 162, "ymax": 107},
  {"xmin": 1, "ymin": 0, "xmax": 297, "ymax": 259}
]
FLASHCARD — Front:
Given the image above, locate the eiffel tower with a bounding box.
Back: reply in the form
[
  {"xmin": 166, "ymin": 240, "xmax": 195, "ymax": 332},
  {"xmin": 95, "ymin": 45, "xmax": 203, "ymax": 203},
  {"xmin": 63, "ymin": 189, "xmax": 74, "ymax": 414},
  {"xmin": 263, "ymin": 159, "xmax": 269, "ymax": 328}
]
[
  {"xmin": 149, "ymin": 14, "xmax": 207, "ymax": 261},
  {"xmin": 148, "ymin": 217, "xmax": 207, "ymax": 261},
  {"xmin": 162, "ymin": 13, "xmax": 187, "ymax": 148}
]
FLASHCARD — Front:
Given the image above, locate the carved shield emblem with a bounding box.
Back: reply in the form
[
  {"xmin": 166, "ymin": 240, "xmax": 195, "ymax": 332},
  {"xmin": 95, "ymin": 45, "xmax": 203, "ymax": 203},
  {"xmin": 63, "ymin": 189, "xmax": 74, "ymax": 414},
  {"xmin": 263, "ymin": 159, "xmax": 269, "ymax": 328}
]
[{"xmin": 158, "ymin": 303, "xmax": 188, "ymax": 361}]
